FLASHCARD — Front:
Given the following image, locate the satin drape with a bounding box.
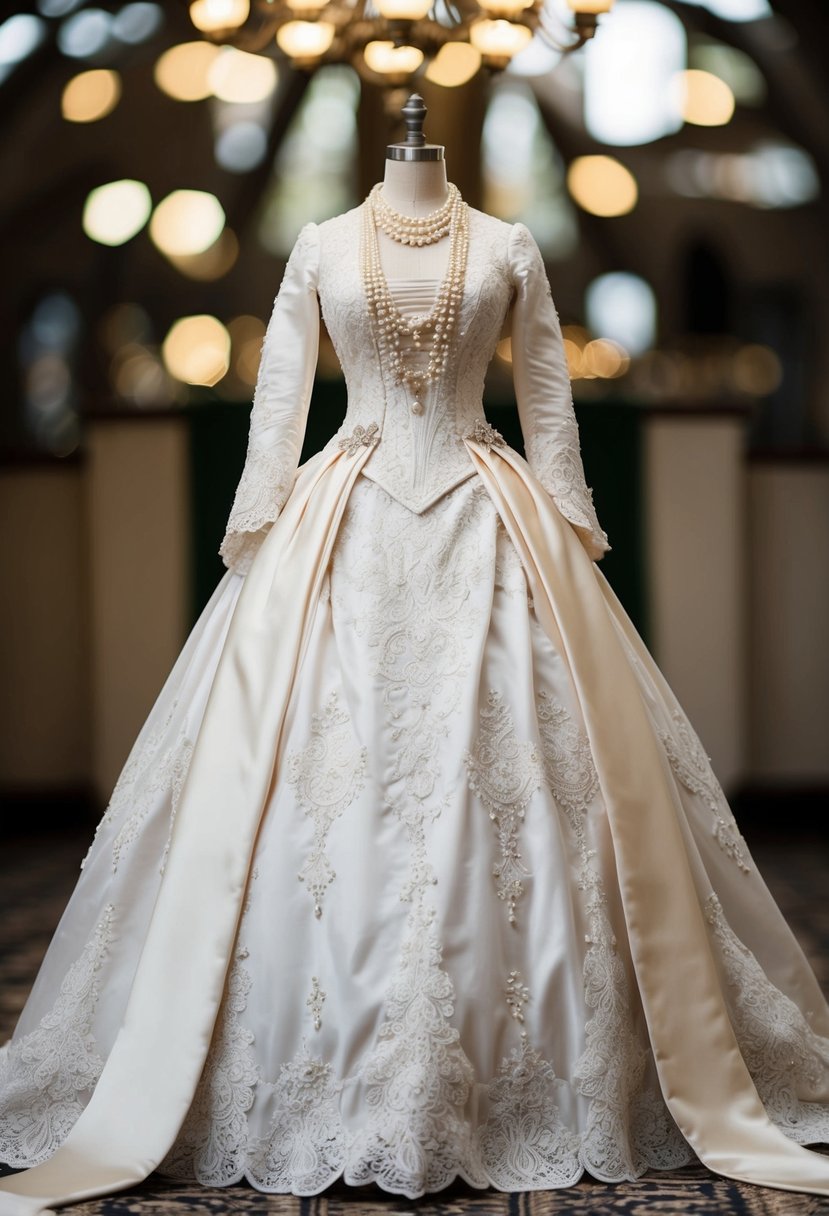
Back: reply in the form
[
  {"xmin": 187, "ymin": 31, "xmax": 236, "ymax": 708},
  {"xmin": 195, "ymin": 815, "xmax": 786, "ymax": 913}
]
[{"xmin": 2, "ymin": 442, "xmax": 828, "ymax": 1214}]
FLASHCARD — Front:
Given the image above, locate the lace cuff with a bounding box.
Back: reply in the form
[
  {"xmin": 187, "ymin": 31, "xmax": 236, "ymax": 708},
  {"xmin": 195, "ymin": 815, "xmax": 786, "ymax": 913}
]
[
  {"xmin": 219, "ymin": 223, "xmax": 320, "ymax": 575},
  {"xmin": 508, "ymin": 223, "xmax": 610, "ymax": 561}
]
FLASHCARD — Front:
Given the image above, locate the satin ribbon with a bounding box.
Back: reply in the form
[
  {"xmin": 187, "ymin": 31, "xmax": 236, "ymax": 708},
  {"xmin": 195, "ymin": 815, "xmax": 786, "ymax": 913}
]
[
  {"xmin": 466, "ymin": 438, "xmax": 829, "ymax": 1197},
  {"xmin": 0, "ymin": 444, "xmax": 372, "ymax": 1215}
]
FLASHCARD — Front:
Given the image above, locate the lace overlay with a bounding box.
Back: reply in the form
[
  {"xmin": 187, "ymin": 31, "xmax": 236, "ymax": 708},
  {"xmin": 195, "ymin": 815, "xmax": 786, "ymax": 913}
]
[
  {"xmin": 248, "ymin": 1045, "xmax": 345, "ymax": 1194},
  {"xmin": 705, "ymin": 894, "xmax": 829, "ymax": 1144},
  {"xmin": 525, "ymin": 425, "xmax": 609, "ymax": 554},
  {"xmin": 287, "ymin": 690, "xmax": 367, "ymax": 918},
  {"xmin": 348, "ymin": 904, "xmax": 485, "ymax": 1195},
  {"xmin": 0, "ymin": 907, "xmax": 115, "ymax": 1168},
  {"xmin": 464, "ymin": 689, "xmax": 543, "ymax": 926},
  {"xmin": 536, "ymin": 691, "xmax": 688, "ymax": 1179},
  {"xmin": 660, "ymin": 712, "xmax": 750, "ymax": 873},
  {"xmin": 481, "ymin": 1042, "xmax": 581, "ymax": 1189},
  {"xmin": 80, "ymin": 700, "xmax": 194, "ymax": 876},
  {"xmin": 162, "ymin": 944, "xmax": 259, "ymax": 1186}
]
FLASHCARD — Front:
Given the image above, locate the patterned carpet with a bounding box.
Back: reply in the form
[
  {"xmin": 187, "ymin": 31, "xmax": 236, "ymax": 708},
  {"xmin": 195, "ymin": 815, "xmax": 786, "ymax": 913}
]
[{"xmin": 1, "ymin": 828, "xmax": 828, "ymax": 1216}]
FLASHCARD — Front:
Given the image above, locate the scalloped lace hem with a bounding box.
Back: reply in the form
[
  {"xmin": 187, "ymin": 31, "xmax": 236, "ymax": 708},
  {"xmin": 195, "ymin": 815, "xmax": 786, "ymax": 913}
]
[{"xmin": 164, "ymin": 1139, "xmax": 699, "ymax": 1200}]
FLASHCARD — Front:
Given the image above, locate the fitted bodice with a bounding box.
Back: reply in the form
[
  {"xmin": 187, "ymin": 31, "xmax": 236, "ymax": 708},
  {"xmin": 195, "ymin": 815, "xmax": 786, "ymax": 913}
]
[
  {"xmin": 317, "ymin": 207, "xmax": 515, "ymax": 514},
  {"xmin": 219, "ymin": 203, "xmax": 610, "ymax": 575}
]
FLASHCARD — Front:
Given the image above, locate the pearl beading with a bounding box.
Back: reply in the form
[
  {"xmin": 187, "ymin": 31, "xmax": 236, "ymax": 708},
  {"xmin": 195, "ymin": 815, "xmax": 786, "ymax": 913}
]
[
  {"xmin": 370, "ymin": 181, "xmax": 460, "ymax": 247},
  {"xmin": 361, "ymin": 183, "xmax": 470, "ymax": 416}
]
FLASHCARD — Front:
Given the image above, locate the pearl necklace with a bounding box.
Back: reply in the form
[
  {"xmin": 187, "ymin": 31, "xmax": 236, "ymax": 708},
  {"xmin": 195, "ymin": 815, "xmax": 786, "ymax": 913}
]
[
  {"xmin": 370, "ymin": 182, "xmax": 460, "ymax": 246},
  {"xmin": 361, "ymin": 183, "xmax": 469, "ymax": 415}
]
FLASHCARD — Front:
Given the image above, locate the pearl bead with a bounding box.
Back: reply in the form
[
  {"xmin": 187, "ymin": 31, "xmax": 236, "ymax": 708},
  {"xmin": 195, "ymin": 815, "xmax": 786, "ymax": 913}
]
[{"xmin": 411, "ymin": 400, "xmax": 424, "ymax": 414}]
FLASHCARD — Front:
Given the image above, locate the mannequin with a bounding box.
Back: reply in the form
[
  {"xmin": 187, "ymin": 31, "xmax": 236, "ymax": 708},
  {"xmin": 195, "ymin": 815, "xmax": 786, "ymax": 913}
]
[{"xmin": 376, "ymin": 94, "xmax": 451, "ymax": 282}]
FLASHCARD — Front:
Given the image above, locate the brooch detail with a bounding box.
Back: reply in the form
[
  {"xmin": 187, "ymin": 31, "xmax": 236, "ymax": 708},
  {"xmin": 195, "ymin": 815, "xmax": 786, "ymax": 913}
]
[
  {"xmin": 464, "ymin": 419, "xmax": 506, "ymax": 450},
  {"xmin": 338, "ymin": 422, "xmax": 380, "ymax": 456}
]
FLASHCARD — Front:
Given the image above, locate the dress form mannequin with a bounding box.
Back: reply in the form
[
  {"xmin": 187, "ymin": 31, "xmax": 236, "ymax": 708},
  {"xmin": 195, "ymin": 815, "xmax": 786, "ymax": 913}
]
[{"xmin": 376, "ymin": 95, "xmax": 451, "ymax": 282}]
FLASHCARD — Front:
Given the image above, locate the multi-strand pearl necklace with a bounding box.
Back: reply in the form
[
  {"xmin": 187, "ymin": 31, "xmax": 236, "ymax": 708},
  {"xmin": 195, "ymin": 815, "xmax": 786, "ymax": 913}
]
[
  {"xmin": 369, "ymin": 181, "xmax": 460, "ymax": 246},
  {"xmin": 362, "ymin": 183, "xmax": 469, "ymax": 415}
]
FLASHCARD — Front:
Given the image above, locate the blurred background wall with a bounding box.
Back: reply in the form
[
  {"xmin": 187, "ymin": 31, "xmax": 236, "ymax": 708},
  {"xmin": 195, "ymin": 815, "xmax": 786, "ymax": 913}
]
[{"xmin": 0, "ymin": 0, "xmax": 827, "ymax": 828}]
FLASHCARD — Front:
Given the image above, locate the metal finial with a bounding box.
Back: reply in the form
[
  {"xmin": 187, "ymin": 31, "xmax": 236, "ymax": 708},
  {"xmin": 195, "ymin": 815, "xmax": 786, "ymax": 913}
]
[
  {"xmin": 386, "ymin": 92, "xmax": 444, "ymax": 162},
  {"xmin": 401, "ymin": 94, "xmax": 426, "ymax": 147}
]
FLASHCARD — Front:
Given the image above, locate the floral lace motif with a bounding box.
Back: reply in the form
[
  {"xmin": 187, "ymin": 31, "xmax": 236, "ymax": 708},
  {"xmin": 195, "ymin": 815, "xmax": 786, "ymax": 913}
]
[
  {"xmin": 464, "ymin": 689, "xmax": 543, "ymax": 925},
  {"xmin": 248, "ymin": 1044, "xmax": 345, "ymax": 1194},
  {"xmin": 536, "ymin": 689, "xmax": 599, "ymax": 816},
  {"xmin": 286, "ymin": 690, "xmax": 367, "ymax": 918},
  {"xmin": 161, "ymin": 944, "xmax": 258, "ymax": 1186},
  {"xmin": 660, "ymin": 712, "xmax": 750, "ymax": 873},
  {"xmin": 705, "ymin": 894, "xmax": 829, "ymax": 1144},
  {"xmin": 481, "ymin": 1041, "xmax": 581, "ymax": 1190},
  {"xmin": 537, "ymin": 690, "xmax": 688, "ymax": 1180},
  {"xmin": 347, "ymin": 903, "xmax": 486, "ymax": 1195},
  {"xmin": 219, "ymin": 452, "xmax": 292, "ymax": 575},
  {"xmin": 527, "ymin": 421, "xmax": 609, "ymax": 556},
  {"xmin": 0, "ymin": 906, "xmax": 114, "ymax": 1168},
  {"xmin": 80, "ymin": 700, "xmax": 194, "ymax": 876}
]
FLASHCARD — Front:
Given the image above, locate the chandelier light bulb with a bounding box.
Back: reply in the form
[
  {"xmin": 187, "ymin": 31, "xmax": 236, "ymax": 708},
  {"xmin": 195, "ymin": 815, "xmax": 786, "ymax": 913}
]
[
  {"xmin": 363, "ymin": 40, "xmax": 424, "ymax": 75},
  {"xmin": 565, "ymin": 0, "xmax": 614, "ymax": 12},
  {"xmin": 477, "ymin": 0, "xmax": 533, "ymax": 16},
  {"xmin": 468, "ymin": 18, "xmax": 532, "ymax": 62},
  {"xmin": 189, "ymin": 0, "xmax": 250, "ymax": 32},
  {"xmin": 285, "ymin": 0, "xmax": 328, "ymax": 14},
  {"xmin": 375, "ymin": 0, "xmax": 432, "ymax": 19},
  {"xmin": 276, "ymin": 19, "xmax": 335, "ymax": 59}
]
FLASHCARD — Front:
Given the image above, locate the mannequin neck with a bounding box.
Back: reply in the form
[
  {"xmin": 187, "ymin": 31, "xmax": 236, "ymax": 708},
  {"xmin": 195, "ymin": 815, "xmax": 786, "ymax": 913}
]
[{"xmin": 381, "ymin": 158, "xmax": 449, "ymax": 216}]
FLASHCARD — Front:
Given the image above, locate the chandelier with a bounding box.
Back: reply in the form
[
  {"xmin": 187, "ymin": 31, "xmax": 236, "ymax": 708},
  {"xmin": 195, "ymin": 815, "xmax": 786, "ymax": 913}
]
[{"xmin": 188, "ymin": 0, "xmax": 614, "ymax": 85}]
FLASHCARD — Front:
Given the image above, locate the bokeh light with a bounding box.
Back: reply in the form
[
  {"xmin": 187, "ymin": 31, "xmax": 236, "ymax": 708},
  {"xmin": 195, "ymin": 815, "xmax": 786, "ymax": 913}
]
[
  {"xmin": 228, "ymin": 315, "xmax": 266, "ymax": 386},
  {"xmin": 83, "ymin": 180, "xmax": 152, "ymax": 246},
  {"xmin": 424, "ymin": 42, "xmax": 481, "ymax": 87},
  {"xmin": 567, "ymin": 156, "xmax": 638, "ymax": 217},
  {"xmin": 215, "ymin": 122, "xmax": 269, "ymax": 172},
  {"xmin": 61, "ymin": 68, "xmax": 121, "ymax": 122},
  {"xmin": 469, "ymin": 19, "xmax": 533, "ymax": 61},
  {"xmin": 189, "ymin": 0, "xmax": 250, "ymax": 32},
  {"xmin": 0, "ymin": 15, "xmax": 46, "ymax": 67},
  {"xmin": 57, "ymin": 8, "xmax": 112, "ymax": 58},
  {"xmin": 162, "ymin": 315, "xmax": 231, "ymax": 386},
  {"xmin": 166, "ymin": 228, "xmax": 239, "ymax": 280},
  {"xmin": 207, "ymin": 47, "xmax": 278, "ymax": 103},
  {"xmin": 154, "ymin": 41, "xmax": 220, "ymax": 101},
  {"xmin": 586, "ymin": 273, "xmax": 656, "ymax": 356},
  {"xmin": 149, "ymin": 190, "xmax": 226, "ymax": 257},
  {"xmin": 584, "ymin": 1, "xmax": 685, "ymax": 146},
  {"xmin": 111, "ymin": 3, "xmax": 164, "ymax": 44},
  {"xmin": 275, "ymin": 21, "xmax": 336, "ymax": 60},
  {"xmin": 363, "ymin": 42, "xmax": 424, "ymax": 76},
  {"xmin": 676, "ymin": 69, "xmax": 736, "ymax": 127}
]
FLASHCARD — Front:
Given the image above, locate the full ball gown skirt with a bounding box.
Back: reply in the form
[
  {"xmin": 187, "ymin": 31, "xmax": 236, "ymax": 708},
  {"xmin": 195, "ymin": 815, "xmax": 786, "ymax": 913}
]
[{"xmin": 1, "ymin": 204, "xmax": 829, "ymax": 1213}]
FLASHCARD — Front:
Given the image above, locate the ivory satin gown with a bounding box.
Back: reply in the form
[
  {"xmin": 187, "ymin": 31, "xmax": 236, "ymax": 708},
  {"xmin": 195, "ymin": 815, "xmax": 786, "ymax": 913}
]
[{"xmin": 1, "ymin": 204, "xmax": 829, "ymax": 1214}]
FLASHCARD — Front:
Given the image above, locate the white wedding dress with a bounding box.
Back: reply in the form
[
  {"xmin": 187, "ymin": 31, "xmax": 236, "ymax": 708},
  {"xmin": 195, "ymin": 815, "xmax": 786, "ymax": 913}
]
[{"xmin": 2, "ymin": 203, "xmax": 829, "ymax": 1214}]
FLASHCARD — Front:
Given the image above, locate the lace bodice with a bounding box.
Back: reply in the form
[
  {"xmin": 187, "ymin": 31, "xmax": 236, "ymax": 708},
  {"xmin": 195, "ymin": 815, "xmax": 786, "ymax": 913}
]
[{"xmin": 220, "ymin": 203, "xmax": 609, "ymax": 574}]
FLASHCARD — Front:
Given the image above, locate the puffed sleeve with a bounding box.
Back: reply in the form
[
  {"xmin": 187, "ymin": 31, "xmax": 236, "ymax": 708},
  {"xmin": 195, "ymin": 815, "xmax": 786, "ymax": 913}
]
[
  {"xmin": 219, "ymin": 221, "xmax": 320, "ymax": 574},
  {"xmin": 508, "ymin": 222, "xmax": 610, "ymax": 561}
]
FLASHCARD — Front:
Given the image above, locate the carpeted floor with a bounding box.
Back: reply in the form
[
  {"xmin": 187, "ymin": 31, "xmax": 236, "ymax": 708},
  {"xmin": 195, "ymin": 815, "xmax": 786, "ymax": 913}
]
[{"xmin": 1, "ymin": 828, "xmax": 828, "ymax": 1216}]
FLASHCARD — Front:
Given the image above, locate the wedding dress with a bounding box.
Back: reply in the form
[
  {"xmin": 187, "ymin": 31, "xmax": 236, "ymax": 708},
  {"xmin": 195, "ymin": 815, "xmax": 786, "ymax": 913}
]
[{"xmin": 2, "ymin": 199, "xmax": 829, "ymax": 1215}]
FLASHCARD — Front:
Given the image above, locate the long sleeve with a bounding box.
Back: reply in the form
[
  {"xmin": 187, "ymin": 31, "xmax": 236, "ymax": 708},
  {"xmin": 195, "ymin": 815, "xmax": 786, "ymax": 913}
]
[
  {"xmin": 219, "ymin": 222, "xmax": 320, "ymax": 574},
  {"xmin": 508, "ymin": 222, "xmax": 610, "ymax": 561}
]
